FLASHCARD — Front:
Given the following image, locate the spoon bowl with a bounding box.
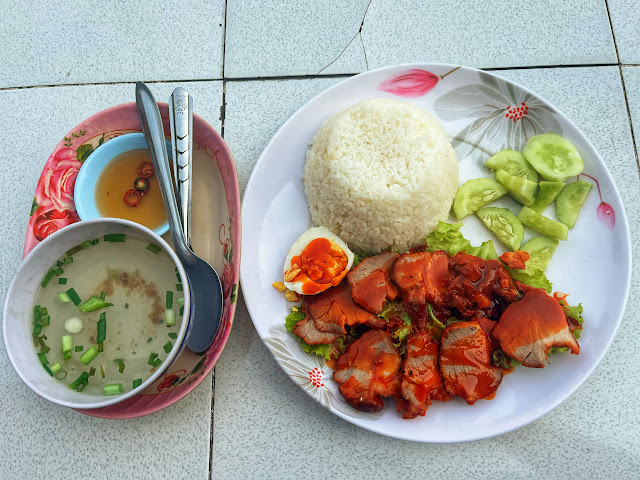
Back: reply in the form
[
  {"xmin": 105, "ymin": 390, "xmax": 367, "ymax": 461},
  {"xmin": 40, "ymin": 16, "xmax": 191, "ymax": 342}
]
[{"xmin": 135, "ymin": 82, "xmax": 223, "ymax": 354}]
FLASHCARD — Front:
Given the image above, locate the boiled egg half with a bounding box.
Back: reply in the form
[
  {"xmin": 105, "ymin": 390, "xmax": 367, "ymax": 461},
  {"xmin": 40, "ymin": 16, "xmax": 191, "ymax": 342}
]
[{"xmin": 283, "ymin": 226, "xmax": 354, "ymax": 295}]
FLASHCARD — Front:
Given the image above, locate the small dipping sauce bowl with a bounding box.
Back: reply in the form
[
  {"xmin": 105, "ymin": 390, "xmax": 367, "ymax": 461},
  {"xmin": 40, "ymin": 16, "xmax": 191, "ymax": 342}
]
[
  {"xmin": 2, "ymin": 218, "xmax": 192, "ymax": 409},
  {"xmin": 74, "ymin": 133, "xmax": 171, "ymax": 236}
]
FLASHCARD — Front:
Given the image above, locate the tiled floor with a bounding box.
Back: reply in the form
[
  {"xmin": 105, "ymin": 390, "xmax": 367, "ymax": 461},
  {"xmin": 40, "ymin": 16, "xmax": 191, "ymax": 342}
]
[{"xmin": 1, "ymin": 1, "xmax": 639, "ymax": 479}]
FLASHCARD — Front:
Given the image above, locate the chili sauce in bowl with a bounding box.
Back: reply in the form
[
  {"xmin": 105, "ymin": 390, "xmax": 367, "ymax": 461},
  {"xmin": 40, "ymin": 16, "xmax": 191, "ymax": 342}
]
[{"xmin": 74, "ymin": 133, "xmax": 170, "ymax": 236}]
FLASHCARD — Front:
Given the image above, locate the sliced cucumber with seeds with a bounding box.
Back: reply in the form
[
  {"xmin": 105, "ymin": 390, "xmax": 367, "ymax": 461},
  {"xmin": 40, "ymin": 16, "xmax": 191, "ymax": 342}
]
[
  {"xmin": 520, "ymin": 236, "xmax": 559, "ymax": 273},
  {"xmin": 495, "ymin": 169, "xmax": 538, "ymax": 206},
  {"xmin": 518, "ymin": 206, "xmax": 568, "ymax": 241},
  {"xmin": 522, "ymin": 133, "xmax": 584, "ymax": 182},
  {"xmin": 485, "ymin": 149, "xmax": 538, "ymax": 182},
  {"xmin": 556, "ymin": 181, "xmax": 592, "ymax": 228},
  {"xmin": 453, "ymin": 178, "xmax": 508, "ymax": 220},
  {"xmin": 529, "ymin": 181, "xmax": 565, "ymax": 213},
  {"xmin": 476, "ymin": 207, "xmax": 524, "ymax": 251}
]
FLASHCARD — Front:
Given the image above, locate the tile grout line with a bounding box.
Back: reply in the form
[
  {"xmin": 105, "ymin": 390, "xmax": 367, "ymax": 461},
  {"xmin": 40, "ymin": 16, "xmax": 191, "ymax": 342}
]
[
  {"xmin": 8, "ymin": 63, "xmax": 640, "ymax": 92},
  {"xmin": 604, "ymin": 0, "xmax": 640, "ymax": 176},
  {"xmin": 209, "ymin": 1, "xmax": 228, "ymax": 478}
]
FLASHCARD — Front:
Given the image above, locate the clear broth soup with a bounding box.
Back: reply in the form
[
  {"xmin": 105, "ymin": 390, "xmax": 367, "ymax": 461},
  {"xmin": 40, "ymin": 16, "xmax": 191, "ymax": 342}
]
[{"xmin": 32, "ymin": 235, "xmax": 183, "ymax": 395}]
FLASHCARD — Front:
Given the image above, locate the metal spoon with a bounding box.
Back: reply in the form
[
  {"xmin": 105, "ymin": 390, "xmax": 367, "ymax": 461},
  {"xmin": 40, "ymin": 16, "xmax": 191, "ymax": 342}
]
[
  {"xmin": 135, "ymin": 82, "xmax": 223, "ymax": 354},
  {"xmin": 169, "ymin": 87, "xmax": 193, "ymax": 247}
]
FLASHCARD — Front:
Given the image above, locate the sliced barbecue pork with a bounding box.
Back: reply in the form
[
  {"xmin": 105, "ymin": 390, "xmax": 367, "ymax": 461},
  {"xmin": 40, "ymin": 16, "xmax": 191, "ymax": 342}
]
[
  {"xmin": 292, "ymin": 317, "xmax": 340, "ymax": 345},
  {"xmin": 492, "ymin": 290, "xmax": 580, "ymax": 368},
  {"xmin": 347, "ymin": 251, "xmax": 400, "ymax": 314},
  {"xmin": 396, "ymin": 332, "xmax": 451, "ymax": 419},
  {"xmin": 439, "ymin": 321, "xmax": 503, "ymax": 405},
  {"xmin": 333, "ymin": 330, "xmax": 402, "ymax": 412},
  {"xmin": 304, "ymin": 282, "xmax": 385, "ymax": 335}
]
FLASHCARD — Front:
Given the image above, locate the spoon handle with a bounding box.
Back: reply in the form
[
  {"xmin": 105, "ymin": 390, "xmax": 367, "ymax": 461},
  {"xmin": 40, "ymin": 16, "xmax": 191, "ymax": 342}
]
[
  {"xmin": 135, "ymin": 82, "xmax": 194, "ymax": 263},
  {"xmin": 169, "ymin": 87, "xmax": 193, "ymax": 248}
]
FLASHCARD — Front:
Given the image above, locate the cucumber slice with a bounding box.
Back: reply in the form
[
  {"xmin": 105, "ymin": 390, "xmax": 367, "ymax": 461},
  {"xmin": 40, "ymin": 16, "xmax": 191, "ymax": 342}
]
[
  {"xmin": 522, "ymin": 133, "xmax": 584, "ymax": 181},
  {"xmin": 476, "ymin": 207, "xmax": 524, "ymax": 251},
  {"xmin": 485, "ymin": 149, "xmax": 538, "ymax": 182},
  {"xmin": 518, "ymin": 206, "xmax": 568, "ymax": 241},
  {"xmin": 556, "ymin": 181, "xmax": 593, "ymax": 228},
  {"xmin": 495, "ymin": 169, "xmax": 538, "ymax": 206},
  {"xmin": 529, "ymin": 181, "xmax": 565, "ymax": 213},
  {"xmin": 452, "ymin": 178, "xmax": 508, "ymax": 220},
  {"xmin": 467, "ymin": 240, "xmax": 499, "ymax": 261},
  {"xmin": 520, "ymin": 236, "xmax": 559, "ymax": 273}
]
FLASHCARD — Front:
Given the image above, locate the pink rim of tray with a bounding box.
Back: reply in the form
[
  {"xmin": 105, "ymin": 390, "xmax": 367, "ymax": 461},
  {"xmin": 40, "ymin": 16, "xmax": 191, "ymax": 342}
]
[{"xmin": 23, "ymin": 102, "xmax": 241, "ymax": 419}]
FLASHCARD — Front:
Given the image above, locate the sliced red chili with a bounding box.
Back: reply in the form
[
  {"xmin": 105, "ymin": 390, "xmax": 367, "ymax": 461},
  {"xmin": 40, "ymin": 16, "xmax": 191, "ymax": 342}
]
[
  {"xmin": 123, "ymin": 188, "xmax": 141, "ymax": 207},
  {"xmin": 137, "ymin": 161, "xmax": 154, "ymax": 178}
]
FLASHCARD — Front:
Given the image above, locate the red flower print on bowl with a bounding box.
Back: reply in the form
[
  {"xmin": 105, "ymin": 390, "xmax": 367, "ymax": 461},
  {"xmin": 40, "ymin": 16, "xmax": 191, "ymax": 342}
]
[
  {"xmin": 35, "ymin": 147, "xmax": 82, "ymax": 212},
  {"xmin": 222, "ymin": 262, "xmax": 235, "ymax": 299},
  {"xmin": 157, "ymin": 369, "xmax": 187, "ymax": 393},
  {"xmin": 29, "ymin": 206, "xmax": 80, "ymax": 242}
]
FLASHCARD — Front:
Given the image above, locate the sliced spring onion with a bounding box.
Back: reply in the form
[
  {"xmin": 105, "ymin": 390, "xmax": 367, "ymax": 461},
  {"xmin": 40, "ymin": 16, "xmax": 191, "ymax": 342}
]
[
  {"xmin": 33, "ymin": 305, "xmax": 42, "ymax": 321},
  {"xmin": 42, "ymin": 364, "xmax": 54, "ymax": 376},
  {"xmin": 78, "ymin": 296, "xmax": 113, "ymax": 313},
  {"xmin": 63, "ymin": 351, "xmax": 71, "ymax": 361},
  {"xmin": 75, "ymin": 345, "xmax": 84, "ymax": 352},
  {"xmin": 103, "ymin": 384, "xmax": 123, "ymax": 395},
  {"xmin": 41, "ymin": 315, "xmax": 50, "ymax": 327},
  {"xmin": 98, "ymin": 342, "xmax": 104, "ymax": 353},
  {"xmin": 132, "ymin": 379, "xmax": 142, "ymax": 389},
  {"xmin": 89, "ymin": 367, "xmax": 96, "ymax": 376},
  {"xmin": 66, "ymin": 245, "xmax": 83, "ymax": 256},
  {"xmin": 91, "ymin": 238, "xmax": 99, "ymax": 246},
  {"xmin": 37, "ymin": 352, "xmax": 49, "ymax": 365},
  {"xmin": 100, "ymin": 365, "xmax": 105, "ymax": 378},
  {"xmin": 69, "ymin": 372, "xmax": 90, "ymax": 390},
  {"xmin": 179, "ymin": 306, "xmax": 184, "ymax": 317},
  {"xmin": 66, "ymin": 288, "xmax": 82, "ymax": 306},
  {"xmin": 163, "ymin": 341, "xmax": 172, "ymax": 353},
  {"xmin": 168, "ymin": 332, "xmax": 177, "ymax": 339},
  {"xmin": 176, "ymin": 283, "xmax": 183, "ymax": 291},
  {"xmin": 99, "ymin": 291, "xmax": 106, "ymax": 300},
  {"xmin": 103, "ymin": 234, "xmax": 111, "ymax": 241},
  {"xmin": 175, "ymin": 272, "xmax": 181, "ymax": 283},
  {"xmin": 146, "ymin": 244, "xmax": 161, "ymax": 254},
  {"xmin": 58, "ymin": 277, "xmax": 68, "ymax": 285},
  {"xmin": 53, "ymin": 267, "xmax": 64, "ymax": 276},
  {"xmin": 80, "ymin": 346, "xmax": 99, "ymax": 365},
  {"xmin": 33, "ymin": 324, "xmax": 42, "ymax": 336},
  {"xmin": 55, "ymin": 370, "xmax": 67, "ymax": 380},
  {"xmin": 63, "ymin": 256, "xmax": 73, "ymax": 264},
  {"xmin": 57, "ymin": 260, "xmax": 64, "ymax": 267},
  {"xmin": 41, "ymin": 307, "xmax": 48, "ymax": 315},
  {"xmin": 41, "ymin": 269, "xmax": 55, "ymax": 287},
  {"xmin": 166, "ymin": 291, "xmax": 173, "ymax": 309},
  {"xmin": 50, "ymin": 362, "xmax": 62, "ymax": 375},
  {"xmin": 165, "ymin": 309, "xmax": 176, "ymax": 327},
  {"xmin": 108, "ymin": 233, "xmax": 126, "ymax": 243},
  {"xmin": 61, "ymin": 335, "xmax": 73, "ymax": 353},
  {"xmin": 152, "ymin": 358, "xmax": 162, "ymax": 369},
  {"xmin": 97, "ymin": 314, "xmax": 107, "ymax": 343},
  {"xmin": 115, "ymin": 359, "xmax": 125, "ymax": 373},
  {"xmin": 32, "ymin": 335, "xmax": 39, "ymax": 348},
  {"xmin": 57, "ymin": 292, "xmax": 72, "ymax": 303},
  {"xmin": 82, "ymin": 240, "xmax": 91, "ymax": 249},
  {"xmin": 177, "ymin": 297, "xmax": 184, "ymax": 307},
  {"xmin": 148, "ymin": 353, "xmax": 158, "ymax": 365}
]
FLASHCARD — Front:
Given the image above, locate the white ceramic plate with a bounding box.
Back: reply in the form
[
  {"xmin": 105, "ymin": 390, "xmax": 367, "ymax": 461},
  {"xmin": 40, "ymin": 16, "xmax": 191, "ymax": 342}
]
[{"xmin": 240, "ymin": 64, "xmax": 631, "ymax": 443}]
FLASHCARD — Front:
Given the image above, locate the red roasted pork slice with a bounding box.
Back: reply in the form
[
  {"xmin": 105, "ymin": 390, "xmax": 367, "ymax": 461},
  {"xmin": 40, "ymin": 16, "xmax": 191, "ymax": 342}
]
[
  {"xmin": 439, "ymin": 321, "xmax": 503, "ymax": 405},
  {"xmin": 304, "ymin": 283, "xmax": 385, "ymax": 335},
  {"xmin": 347, "ymin": 251, "xmax": 400, "ymax": 314},
  {"xmin": 446, "ymin": 255, "xmax": 520, "ymax": 317},
  {"xmin": 390, "ymin": 251, "xmax": 451, "ymax": 328},
  {"xmin": 293, "ymin": 317, "xmax": 340, "ymax": 345},
  {"xmin": 499, "ymin": 251, "xmax": 530, "ymax": 270},
  {"xmin": 493, "ymin": 289, "xmax": 580, "ymax": 368},
  {"xmin": 396, "ymin": 332, "xmax": 451, "ymax": 419},
  {"xmin": 333, "ymin": 330, "xmax": 402, "ymax": 412}
]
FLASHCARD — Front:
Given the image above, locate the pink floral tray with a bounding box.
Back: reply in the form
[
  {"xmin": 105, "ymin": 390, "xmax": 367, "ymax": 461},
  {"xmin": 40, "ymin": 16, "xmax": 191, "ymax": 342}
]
[{"xmin": 25, "ymin": 103, "xmax": 241, "ymax": 419}]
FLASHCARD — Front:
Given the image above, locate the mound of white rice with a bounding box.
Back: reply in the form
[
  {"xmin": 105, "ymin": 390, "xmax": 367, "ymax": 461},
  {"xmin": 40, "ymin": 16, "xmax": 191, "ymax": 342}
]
[{"xmin": 304, "ymin": 99, "xmax": 459, "ymax": 253}]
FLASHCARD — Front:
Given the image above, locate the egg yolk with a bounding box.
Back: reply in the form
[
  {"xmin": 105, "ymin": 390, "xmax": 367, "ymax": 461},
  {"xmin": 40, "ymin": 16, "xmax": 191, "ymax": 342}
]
[{"xmin": 287, "ymin": 238, "xmax": 348, "ymax": 295}]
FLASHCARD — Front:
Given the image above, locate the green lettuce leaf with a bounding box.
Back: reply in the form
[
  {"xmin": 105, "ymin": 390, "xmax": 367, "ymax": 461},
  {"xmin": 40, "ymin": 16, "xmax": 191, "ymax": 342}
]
[
  {"xmin": 285, "ymin": 309, "xmax": 332, "ymax": 360},
  {"xmin": 505, "ymin": 266, "xmax": 553, "ymax": 293},
  {"xmin": 427, "ymin": 303, "xmax": 445, "ymax": 338},
  {"xmin": 562, "ymin": 303, "xmax": 584, "ymax": 325},
  {"xmin": 425, "ymin": 221, "xmax": 471, "ymax": 255},
  {"xmin": 466, "ymin": 240, "xmax": 499, "ymax": 261},
  {"xmin": 492, "ymin": 349, "xmax": 520, "ymax": 369},
  {"xmin": 391, "ymin": 324, "xmax": 411, "ymax": 349}
]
